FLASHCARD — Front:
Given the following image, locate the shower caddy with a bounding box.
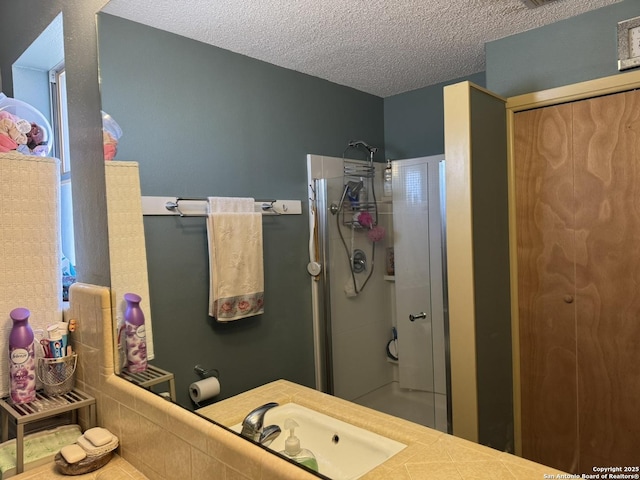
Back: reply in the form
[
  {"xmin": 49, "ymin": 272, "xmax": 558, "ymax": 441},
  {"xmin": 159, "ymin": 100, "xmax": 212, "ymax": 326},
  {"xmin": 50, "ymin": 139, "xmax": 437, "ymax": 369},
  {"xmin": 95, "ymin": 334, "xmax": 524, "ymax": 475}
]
[{"xmin": 332, "ymin": 140, "xmax": 382, "ymax": 295}]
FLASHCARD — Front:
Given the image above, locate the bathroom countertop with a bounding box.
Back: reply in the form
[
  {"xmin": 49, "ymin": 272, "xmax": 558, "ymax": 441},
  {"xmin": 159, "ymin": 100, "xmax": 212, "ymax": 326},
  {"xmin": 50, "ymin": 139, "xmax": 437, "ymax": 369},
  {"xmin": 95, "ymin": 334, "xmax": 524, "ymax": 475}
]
[
  {"xmin": 11, "ymin": 454, "xmax": 148, "ymax": 480},
  {"xmin": 198, "ymin": 379, "xmax": 567, "ymax": 480}
]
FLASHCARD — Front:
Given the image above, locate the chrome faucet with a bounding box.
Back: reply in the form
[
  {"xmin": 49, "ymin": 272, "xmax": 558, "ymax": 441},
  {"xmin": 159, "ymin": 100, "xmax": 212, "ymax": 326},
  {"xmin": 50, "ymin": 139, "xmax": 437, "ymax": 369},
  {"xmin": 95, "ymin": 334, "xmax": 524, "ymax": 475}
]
[{"xmin": 240, "ymin": 402, "xmax": 281, "ymax": 446}]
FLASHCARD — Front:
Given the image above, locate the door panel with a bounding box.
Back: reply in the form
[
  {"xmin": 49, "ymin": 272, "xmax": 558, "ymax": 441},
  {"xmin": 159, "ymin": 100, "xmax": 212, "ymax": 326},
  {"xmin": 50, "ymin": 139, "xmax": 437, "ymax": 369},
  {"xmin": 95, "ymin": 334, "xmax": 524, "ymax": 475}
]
[
  {"xmin": 515, "ymin": 89, "xmax": 640, "ymax": 473},
  {"xmin": 572, "ymin": 90, "xmax": 640, "ymax": 471},
  {"xmin": 515, "ymin": 103, "xmax": 578, "ymax": 473}
]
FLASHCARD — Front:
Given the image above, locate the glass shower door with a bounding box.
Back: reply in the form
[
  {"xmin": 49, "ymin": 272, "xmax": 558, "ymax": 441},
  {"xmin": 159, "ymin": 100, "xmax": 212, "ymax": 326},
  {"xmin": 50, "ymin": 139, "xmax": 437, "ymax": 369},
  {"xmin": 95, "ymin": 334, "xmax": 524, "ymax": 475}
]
[
  {"xmin": 392, "ymin": 155, "xmax": 448, "ymax": 432},
  {"xmin": 309, "ymin": 153, "xmax": 445, "ymax": 431}
]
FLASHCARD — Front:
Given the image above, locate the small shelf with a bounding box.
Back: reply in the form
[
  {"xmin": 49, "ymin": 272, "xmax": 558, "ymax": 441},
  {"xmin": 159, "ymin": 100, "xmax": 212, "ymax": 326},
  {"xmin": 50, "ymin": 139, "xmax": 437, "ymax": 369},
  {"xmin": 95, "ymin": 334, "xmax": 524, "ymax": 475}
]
[
  {"xmin": 0, "ymin": 388, "xmax": 96, "ymax": 474},
  {"xmin": 384, "ymin": 275, "xmax": 395, "ymax": 282},
  {"xmin": 341, "ymin": 202, "xmax": 379, "ymax": 229},
  {"xmin": 119, "ymin": 364, "xmax": 176, "ymax": 402}
]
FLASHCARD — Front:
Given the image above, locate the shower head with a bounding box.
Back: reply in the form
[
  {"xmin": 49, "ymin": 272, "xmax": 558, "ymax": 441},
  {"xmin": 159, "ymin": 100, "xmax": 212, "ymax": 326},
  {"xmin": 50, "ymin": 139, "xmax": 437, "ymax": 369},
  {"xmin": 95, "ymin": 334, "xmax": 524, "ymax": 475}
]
[{"xmin": 348, "ymin": 140, "xmax": 378, "ymax": 155}]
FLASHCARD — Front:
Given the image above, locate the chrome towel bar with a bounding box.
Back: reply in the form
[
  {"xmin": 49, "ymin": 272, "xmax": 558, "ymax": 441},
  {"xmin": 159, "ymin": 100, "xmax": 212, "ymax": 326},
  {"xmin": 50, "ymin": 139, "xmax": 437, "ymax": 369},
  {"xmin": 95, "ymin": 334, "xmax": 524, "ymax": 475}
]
[{"xmin": 140, "ymin": 196, "xmax": 302, "ymax": 216}]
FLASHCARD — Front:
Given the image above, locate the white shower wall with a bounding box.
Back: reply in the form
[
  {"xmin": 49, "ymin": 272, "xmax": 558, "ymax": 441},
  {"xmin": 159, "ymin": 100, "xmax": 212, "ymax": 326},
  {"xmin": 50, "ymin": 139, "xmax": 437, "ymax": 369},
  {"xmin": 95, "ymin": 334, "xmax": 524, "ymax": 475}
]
[
  {"xmin": 308, "ymin": 154, "xmax": 395, "ymax": 401},
  {"xmin": 328, "ymin": 190, "xmax": 395, "ymax": 400}
]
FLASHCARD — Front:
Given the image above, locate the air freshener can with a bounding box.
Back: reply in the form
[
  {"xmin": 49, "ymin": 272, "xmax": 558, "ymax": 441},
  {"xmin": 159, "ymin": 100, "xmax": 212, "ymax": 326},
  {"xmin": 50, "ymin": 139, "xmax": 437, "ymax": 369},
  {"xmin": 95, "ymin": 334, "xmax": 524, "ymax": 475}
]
[
  {"xmin": 9, "ymin": 308, "xmax": 36, "ymax": 404},
  {"xmin": 123, "ymin": 293, "xmax": 147, "ymax": 373}
]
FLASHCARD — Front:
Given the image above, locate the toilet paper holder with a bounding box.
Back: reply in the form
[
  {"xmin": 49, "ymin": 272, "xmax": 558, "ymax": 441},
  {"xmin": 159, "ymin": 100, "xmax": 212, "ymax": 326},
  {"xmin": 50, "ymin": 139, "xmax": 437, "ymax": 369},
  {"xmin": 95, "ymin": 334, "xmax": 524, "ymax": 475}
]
[{"xmin": 194, "ymin": 364, "xmax": 219, "ymax": 380}]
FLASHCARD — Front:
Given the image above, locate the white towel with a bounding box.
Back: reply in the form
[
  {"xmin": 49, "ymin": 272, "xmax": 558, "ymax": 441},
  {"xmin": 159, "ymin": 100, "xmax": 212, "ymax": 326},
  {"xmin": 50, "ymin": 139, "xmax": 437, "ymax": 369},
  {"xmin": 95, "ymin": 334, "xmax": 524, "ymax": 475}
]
[
  {"xmin": 208, "ymin": 196, "xmax": 254, "ymax": 213},
  {"xmin": 207, "ymin": 197, "xmax": 264, "ymax": 321}
]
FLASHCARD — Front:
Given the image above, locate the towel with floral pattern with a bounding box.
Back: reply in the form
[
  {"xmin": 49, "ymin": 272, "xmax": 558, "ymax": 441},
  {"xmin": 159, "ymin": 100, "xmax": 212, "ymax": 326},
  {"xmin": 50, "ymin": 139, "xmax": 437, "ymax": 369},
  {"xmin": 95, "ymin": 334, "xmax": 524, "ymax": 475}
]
[{"xmin": 206, "ymin": 197, "xmax": 264, "ymax": 321}]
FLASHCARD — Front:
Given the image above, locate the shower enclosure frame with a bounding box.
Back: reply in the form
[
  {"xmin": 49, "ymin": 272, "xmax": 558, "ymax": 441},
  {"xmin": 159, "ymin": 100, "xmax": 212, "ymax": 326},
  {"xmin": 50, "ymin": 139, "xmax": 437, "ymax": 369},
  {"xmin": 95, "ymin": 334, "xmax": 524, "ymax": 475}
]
[
  {"xmin": 308, "ymin": 153, "xmax": 452, "ymax": 432},
  {"xmin": 313, "ymin": 177, "xmax": 334, "ymax": 394}
]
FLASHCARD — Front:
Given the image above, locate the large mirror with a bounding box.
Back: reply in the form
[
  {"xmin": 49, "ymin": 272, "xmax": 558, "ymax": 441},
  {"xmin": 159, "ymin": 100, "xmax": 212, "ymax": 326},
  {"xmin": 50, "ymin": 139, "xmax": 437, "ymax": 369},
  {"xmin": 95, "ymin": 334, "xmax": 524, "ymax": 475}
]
[
  {"xmin": 95, "ymin": 4, "xmax": 462, "ymax": 445},
  {"xmin": 94, "ymin": 2, "xmax": 639, "ymax": 477},
  {"xmin": 93, "ymin": 0, "xmax": 496, "ymax": 438},
  {"xmin": 1, "ymin": 1, "xmax": 635, "ymax": 477}
]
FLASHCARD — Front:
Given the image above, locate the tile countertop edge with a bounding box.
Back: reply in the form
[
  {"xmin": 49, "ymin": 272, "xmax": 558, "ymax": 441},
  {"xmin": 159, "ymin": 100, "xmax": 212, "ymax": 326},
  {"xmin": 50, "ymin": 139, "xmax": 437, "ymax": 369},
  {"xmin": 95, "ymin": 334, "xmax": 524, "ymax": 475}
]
[{"xmin": 198, "ymin": 379, "xmax": 570, "ymax": 480}]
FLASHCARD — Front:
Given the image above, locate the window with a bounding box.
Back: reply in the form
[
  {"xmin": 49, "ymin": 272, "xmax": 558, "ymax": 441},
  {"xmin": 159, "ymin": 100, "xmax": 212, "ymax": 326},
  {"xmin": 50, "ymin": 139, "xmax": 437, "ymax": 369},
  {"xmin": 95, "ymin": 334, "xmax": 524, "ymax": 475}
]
[
  {"xmin": 50, "ymin": 62, "xmax": 70, "ymax": 175},
  {"xmin": 49, "ymin": 62, "xmax": 76, "ymax": 299}
]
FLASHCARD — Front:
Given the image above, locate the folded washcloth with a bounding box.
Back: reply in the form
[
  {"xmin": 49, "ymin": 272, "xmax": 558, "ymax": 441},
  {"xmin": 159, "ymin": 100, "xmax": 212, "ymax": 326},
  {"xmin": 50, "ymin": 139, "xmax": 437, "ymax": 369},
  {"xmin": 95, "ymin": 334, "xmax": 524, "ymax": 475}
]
[{"xmin": 0, "ymin": 424, "xmax": 82, "ymax": 477}]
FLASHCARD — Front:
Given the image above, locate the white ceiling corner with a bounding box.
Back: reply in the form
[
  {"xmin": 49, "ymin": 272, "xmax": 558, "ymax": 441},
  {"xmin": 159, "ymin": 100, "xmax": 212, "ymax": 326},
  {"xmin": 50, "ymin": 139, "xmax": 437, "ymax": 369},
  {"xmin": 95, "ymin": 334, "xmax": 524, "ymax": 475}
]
[{"xmin": 101, "ymin": 0, "xmax": 624, "ymax": 97}]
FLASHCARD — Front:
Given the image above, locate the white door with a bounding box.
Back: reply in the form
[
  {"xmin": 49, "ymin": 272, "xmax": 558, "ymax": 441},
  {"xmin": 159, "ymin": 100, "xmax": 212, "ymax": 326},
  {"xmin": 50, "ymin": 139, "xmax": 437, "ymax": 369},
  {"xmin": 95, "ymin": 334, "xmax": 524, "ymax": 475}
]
[{"xmin": 392, "ymin": 155, "xmax": 446, "ymax": 394}]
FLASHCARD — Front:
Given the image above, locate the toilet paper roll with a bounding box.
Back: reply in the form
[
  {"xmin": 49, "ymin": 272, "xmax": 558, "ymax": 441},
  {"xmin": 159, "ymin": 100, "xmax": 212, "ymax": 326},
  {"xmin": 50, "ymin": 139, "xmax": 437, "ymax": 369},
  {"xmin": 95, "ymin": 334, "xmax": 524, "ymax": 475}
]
[{"xmin": 189, "ymin": 377, "xmax": 220, "ymax": 403}]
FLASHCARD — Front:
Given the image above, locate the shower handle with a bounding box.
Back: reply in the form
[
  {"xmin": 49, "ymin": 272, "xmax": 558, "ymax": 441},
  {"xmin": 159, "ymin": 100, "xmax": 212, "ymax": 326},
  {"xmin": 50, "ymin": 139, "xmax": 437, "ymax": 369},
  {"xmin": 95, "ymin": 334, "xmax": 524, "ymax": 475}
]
[{"xmin": 409, "ymin": 312, "xmax": 427, "ymax": 322}]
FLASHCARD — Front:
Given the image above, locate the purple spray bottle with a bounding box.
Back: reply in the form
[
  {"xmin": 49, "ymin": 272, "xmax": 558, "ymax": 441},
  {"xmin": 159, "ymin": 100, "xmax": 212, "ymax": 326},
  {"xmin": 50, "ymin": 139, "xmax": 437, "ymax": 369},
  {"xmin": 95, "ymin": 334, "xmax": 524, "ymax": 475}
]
[
  {"xmin": 124, "ymin": 293, "xmax": 147, "ymax": 373},
  {"xmin": 9, "ymin": 308, "xmax": 36, "ymax": 404}
]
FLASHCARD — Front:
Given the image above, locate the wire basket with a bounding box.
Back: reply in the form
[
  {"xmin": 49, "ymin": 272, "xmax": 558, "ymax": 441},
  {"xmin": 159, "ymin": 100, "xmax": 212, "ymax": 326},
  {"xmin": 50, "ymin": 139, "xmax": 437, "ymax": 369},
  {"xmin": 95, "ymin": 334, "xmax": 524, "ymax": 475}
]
[{"xmin": 37, "ymin": 353, "xmax": 77, "ymax": 395}]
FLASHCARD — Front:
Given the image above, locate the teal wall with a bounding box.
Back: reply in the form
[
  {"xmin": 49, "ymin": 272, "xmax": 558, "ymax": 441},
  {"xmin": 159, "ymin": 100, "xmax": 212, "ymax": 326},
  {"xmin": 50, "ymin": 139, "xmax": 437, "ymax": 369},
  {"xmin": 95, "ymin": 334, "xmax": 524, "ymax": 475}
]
[
  {"xmin": 486, "ymin": 0, "xmax": 640, "ymax": 97},
  {"xmin": 97, "ymin": 13, "xmax": 385, "ymax": 407},
  {"xmin": 383, "ymin": 72, "xmax": 485, "ymax": 159}
]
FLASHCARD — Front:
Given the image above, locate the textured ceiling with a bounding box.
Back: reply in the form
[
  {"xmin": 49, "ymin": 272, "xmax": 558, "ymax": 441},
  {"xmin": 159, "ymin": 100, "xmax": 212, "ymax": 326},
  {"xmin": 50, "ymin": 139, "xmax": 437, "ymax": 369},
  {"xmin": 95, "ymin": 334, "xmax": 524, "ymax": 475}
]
[{"xmin": 101, "ymin": 0, "xmax": 623, "ymax": 97}]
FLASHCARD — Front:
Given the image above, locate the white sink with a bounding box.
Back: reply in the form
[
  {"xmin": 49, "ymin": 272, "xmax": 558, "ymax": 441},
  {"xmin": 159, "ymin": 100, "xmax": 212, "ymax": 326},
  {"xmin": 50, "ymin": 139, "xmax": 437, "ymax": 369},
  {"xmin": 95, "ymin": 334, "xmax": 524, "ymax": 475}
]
[{"xmin": 231, "ymin": 402, "xmax": 406, "ymax": 479}]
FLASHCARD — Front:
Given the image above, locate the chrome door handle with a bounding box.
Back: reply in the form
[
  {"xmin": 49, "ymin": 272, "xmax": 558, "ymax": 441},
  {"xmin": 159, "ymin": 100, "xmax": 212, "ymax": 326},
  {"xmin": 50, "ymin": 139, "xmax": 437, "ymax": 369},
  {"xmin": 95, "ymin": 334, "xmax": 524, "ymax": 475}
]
[{"xmin": 409, "ymin": 312, "xmax": 427, "ymax": 322}]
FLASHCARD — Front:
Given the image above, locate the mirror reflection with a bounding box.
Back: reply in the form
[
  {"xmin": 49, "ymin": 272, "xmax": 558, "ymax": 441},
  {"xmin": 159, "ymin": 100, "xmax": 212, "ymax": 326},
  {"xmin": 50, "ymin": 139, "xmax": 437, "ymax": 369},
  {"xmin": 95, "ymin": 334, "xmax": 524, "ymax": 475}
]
[
  {"xmin": 97, "ymin": 4, "xmax": 640, "ymax": 479},
  {"xmin": 96, "ymin": 9, "xmax": 372, "ymax": 407},
  {"xmin": 97, "ymin": 4, "xmax": 459, "ymax": 447},
  {"xmin": 3, "ymin": 1, "xmax": 636, "ymax": 478},
  {"xmin": 97, "ymin": 7, "xmax": 456, "ymax": 432},
  {"xmin": 97, "ymin": 10, "xmax": 322, "ymax": 405},
  {"xmin": 5, "ymin": 13, "xmax": 76, "ymax": 301}
]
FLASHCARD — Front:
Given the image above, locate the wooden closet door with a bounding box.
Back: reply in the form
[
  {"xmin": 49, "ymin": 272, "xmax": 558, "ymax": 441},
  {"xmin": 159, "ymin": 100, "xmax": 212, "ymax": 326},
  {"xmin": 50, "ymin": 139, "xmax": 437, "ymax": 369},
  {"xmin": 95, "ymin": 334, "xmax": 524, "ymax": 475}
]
[
  {"xmin": 514, "ymin": 103, "xmax": 579, "ymax": 473},
  {"xmin": 572, "ymin": 90, "xmax": 640, "ymax": 471}
]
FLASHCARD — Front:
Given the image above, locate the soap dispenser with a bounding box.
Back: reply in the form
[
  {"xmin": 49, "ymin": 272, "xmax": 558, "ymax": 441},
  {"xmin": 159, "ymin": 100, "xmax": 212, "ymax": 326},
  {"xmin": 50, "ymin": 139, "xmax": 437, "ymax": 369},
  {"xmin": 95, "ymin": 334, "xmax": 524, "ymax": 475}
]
[{"xmin": 279, "ymin": 418, "xmax": 319, "ymax": 472}]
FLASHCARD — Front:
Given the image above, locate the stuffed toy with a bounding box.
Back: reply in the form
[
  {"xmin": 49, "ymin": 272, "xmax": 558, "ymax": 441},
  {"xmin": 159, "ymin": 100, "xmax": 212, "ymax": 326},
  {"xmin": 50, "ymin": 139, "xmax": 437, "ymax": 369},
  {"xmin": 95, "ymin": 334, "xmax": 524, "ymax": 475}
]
[
  {"xmin": 0, "ymin": 95, "xmax": 50, "ymax": 156},
  {"xmin": 0, "ymin": 111, "xmax": 46, "ymax": 154},
  {"xmin": 25, "ymin": 122, "xmax": 45, "ymax": 150},
  {"xmin": 0, "ymin": 112, "xmax": 29, "ymax": 152}
]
